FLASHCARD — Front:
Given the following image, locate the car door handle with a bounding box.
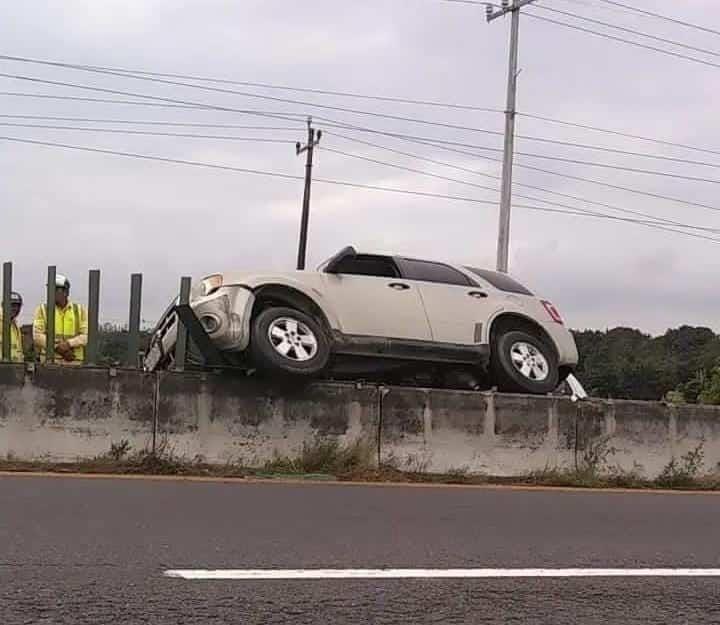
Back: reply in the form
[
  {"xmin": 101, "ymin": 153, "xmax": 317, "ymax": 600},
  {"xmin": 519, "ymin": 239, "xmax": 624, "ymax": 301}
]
[
  {"xmin": 388, "ymin": 282, "xmax": 410, "ymax": 291},
  {"xmin": 468, "ymin": 290, "xmax": 488, "ymax": 299}
]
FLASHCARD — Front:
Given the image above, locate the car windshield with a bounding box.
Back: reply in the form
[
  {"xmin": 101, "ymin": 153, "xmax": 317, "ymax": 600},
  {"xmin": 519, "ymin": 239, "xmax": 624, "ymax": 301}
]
[{"xmin": 465, "ymin": 267, "xmax": 534, "ymax": 295}]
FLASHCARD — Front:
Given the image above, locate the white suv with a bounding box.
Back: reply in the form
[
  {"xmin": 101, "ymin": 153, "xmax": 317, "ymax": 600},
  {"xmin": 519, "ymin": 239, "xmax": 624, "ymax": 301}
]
[{"xmin": 145, "ymin": 247, "xmax": 578, "ymax": 394}]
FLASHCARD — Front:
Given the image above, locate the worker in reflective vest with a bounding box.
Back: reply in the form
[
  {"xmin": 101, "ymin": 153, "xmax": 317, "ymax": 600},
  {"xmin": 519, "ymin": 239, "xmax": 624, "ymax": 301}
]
[
  {"xmin": 33, "ymin": 274, "xmax": 88, "ymax": 364},
  {"xmin": 0, "ymin": 291, "xmax": 24, "ymax": 362}
]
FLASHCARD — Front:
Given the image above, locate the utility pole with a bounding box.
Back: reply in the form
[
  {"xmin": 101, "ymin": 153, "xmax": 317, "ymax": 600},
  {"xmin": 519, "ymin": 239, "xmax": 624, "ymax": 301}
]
[
  {"xmin": 486, "ymin": 0, "xmax": 536, "ymax": 273},
  {"xmin": 295, "ymin": 117, "xmax": 322, "ymax": 271}
]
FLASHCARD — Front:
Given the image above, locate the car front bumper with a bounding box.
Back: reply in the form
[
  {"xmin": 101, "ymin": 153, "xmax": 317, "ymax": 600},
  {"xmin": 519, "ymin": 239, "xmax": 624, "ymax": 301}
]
[{"xmin": 143, "ymin": 286, "xmax": 255, "ymax": 371}]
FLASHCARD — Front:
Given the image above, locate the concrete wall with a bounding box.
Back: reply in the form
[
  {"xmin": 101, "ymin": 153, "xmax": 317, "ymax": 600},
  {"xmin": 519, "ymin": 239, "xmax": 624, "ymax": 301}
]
[
  {"xmin": 0, "ymin": 364, "xmax": 154, "ymax": 462},
  {"xmin": 156, "ymin": 372, "xmax": 379, "ymax": 465},
  {"xmin": 2, "ymin": 363, "xmax": 720, "ymax": 478}
]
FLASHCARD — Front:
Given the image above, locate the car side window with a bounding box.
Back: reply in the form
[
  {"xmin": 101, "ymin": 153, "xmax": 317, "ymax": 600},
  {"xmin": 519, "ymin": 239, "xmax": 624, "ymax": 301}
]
[
  {"xmin": 398, "ymin": 259, "xmax": 473, "ymax": 286},
  {"xmin": 333, "ymin": 255, "xmax": 400, "ymax": 278}
]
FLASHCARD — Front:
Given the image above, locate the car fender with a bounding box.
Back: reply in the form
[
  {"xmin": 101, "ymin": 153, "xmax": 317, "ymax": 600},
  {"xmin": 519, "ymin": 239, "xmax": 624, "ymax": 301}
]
[
  {"xmin": 485, "ymin": 304, "xmax": 578, "ymax": 366},
  {"xmin": 484, "ymin": 303, "xmax": 553, "ymax": 345},
  {"xmin": 230, "ymin": 274, "xmax": 343, "ymax": 332}
]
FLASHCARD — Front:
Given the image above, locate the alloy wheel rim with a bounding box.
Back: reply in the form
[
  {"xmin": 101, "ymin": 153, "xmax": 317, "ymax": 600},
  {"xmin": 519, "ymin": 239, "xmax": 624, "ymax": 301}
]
[
  {"xmin": 510, "ymin": 341, "xmax": 550, "ymax": 381},
  {"xmin": 268, "ymin": 317, "xmax": 319, "ymax": 362}
]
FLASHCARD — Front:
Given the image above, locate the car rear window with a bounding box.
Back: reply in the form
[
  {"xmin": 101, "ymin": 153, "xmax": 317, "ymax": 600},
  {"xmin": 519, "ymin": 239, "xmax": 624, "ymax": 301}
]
[{"xmin": 465, "ymin": 267, "xmax": 534, "ymax": 295}]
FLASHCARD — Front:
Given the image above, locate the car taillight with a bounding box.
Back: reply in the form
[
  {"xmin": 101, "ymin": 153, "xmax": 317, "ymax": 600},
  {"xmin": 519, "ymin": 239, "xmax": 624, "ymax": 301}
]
[{"xmin": 542, "ymin": 300, "xmax": 564, "ymax": 325}]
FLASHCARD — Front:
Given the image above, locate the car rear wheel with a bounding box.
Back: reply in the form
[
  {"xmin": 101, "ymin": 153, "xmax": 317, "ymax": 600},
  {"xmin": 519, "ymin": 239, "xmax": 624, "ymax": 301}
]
[
  {"xmin": 491, "ymin": 330, "xmax": 559, "ymax": 394},
  {"xmin": 250, "ymin": 307, "xmax": 330, "ymax": 376}
]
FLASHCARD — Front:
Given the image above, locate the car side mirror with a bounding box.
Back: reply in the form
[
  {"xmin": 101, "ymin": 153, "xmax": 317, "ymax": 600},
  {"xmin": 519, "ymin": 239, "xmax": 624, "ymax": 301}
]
[{"xmin": 324, "ymin": 246, "xmax": 357, "ymax": 274}]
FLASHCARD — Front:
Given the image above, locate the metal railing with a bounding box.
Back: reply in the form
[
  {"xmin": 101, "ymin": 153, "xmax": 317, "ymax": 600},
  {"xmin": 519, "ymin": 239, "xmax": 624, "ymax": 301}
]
[{"xmin": 0, "ymin": 261, "xmax": 192, "ymax": 370}]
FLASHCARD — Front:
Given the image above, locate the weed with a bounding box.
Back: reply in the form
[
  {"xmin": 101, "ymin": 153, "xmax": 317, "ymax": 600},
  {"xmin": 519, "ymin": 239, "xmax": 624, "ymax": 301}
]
[
  {"xmin": 263, "ymin": 438, "xmax": 374, "ymax": 476},
  {"xmin": 657, "ymin": 443, "xmax": 705, "ymax": 488},
  {"xmin": 578, "ymin": 435, "xmax": 617, "ymax": 477},
  {"xmin": 403, "ymin": 453, "xmax": 431, "ymax": 474},
  {"xmin": 108, "ymin": 439, "xmax": 132, "ymax": 461}
]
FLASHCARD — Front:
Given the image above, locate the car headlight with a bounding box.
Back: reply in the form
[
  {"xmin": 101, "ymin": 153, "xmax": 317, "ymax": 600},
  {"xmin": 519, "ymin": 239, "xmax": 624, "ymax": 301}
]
[{"xmin": 200, "ymin": 274, "xmax": 223, "ymax": 296}]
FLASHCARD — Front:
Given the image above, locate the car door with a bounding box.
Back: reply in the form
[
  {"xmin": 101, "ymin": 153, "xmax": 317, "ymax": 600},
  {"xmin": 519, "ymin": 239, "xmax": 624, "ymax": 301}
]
[
  {"xmin": 396, "ymin": 258, "xmax": 500, "ymax": 345},
  {"xmin": 319, "ymin": 254, "xmax": 432, "ymax": 340}
]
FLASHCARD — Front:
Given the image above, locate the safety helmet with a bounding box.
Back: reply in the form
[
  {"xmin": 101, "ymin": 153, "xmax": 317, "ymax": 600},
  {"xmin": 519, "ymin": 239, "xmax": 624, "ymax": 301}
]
[{"xmin": 55, "ymin": 274, "xmax": 70, "ymax": 291}]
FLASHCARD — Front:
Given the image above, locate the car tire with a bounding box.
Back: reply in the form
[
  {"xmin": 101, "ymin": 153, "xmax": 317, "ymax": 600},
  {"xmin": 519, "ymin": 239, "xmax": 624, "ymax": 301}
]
[
  {"xmin": 491, "ymin": 330, "xmax": 559, "ymax": 394},
  {"xmin": 250, "ymin": 307, "xmax": 330, "ymax": 376}
]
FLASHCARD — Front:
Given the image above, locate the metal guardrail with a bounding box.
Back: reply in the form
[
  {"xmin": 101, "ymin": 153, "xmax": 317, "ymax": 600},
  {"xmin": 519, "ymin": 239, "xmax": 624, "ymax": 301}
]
[
  {"xmin": 2, "ymin": 262, "xmax": 11, "ymax": 363},
  {"xmin": 174, "ymin": 276, "xmax": 192, "ymax": 373},
  {"xmin": 127, "ymin": 273, "xmax": 143, "ymax": 368},
  {"xmin": 0, "ymin": 261, "xmax": 169, "ymax": 369},
  {"xmin": 46, "ymin": 265, "xmax": 56, "ymax": 364},
  {"xmin": 86, "ymin": 269, "xmax": 101, "ymax": 366}
]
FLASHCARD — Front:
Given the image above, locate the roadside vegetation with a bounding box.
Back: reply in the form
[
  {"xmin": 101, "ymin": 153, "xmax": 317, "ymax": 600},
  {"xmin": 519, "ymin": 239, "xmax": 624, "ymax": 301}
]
[
  {"xmin": 3, "ymin": 439, "xmax": 720, "ymax": 491},
  {"xmin": 574, "ymin": 326, "xmax": 720, "ymax": 403}
]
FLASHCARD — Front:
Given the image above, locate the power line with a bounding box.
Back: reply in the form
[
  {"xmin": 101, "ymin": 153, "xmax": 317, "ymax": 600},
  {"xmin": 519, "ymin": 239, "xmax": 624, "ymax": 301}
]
[
  {"xmin": 315, "ymin": 115, "xmax": 720, "ymax": 212},
  {"xmin": 531, "ymin": 3, "xmax": 720, "ymax": 58},
  {"xmin": 3, "ymin": 133, "xmax": 718, "ymax": 243},
  {"xmin": 4, "ymin": 100, "xmax": 718, "ymax": 177},
  {"xmin": 0, "ymin": 90, "xmax": 209, "ymax": 109},
  {"xmin": 0, "ymin": 114, "xmax": 303, "ymax": 130},
  {"xmin": 17, "ymin": 114, "xmax": 714, "ymax": 183},
  {"xmin": 4, "ymin": 89, "xmax": 720, "ymax": 172},
  {"xmin": 319, "ymin": 117, "xmax": 720, "ymax": 185},
  {"xmin": 320, "ymin": 144, "xmax": 504, "ymax": 194},
  {"xmin": 516, "ymin": 133, "xmax": 720, "ymax": 169},
  {"xmin": 3, "ymin": 57, "xmax": 713, "ymax": 168},
  {"xmin": 456, "ymin": 0, "xmax": 720, "ymax": 40},
  {"xmin": 10, "ymin": 106, "xmax": 714, "ymax": 172},
  {"xmin": 0, "ymin": 71, "xmax": 311, "ymax": 124},
  {"xmin": 323, "ymin": 130, "xmax": 720, "ymax": 233},
  {"xmin": 520, "ymin": 11, "xmax": 720, "ymax": 71},
  {"xmin": 512, "ymin": 152, "xmax": 720, "ymax": 185},
  {"xmin": 0, "ymin": 55, "xmax": 509, "ymax": 136},
  {"xmin": 2, "ymin": 65, "xmax": 719, "ymax": 212},
  {"xmin": 517, "ymin": 112, "xmax": 720, "ymax": 159},
  {"xmin": 595, "ymin": 0, "xmax": 720, "ymax": 38},
  {"xmin": 452, "ymin": 0, "xmax": 720, "ymax": 70},
  {"xmin": 326, "ymin": 119, "xmax": 720, "ymax": 213},
  {"xmin": 0, "ymin": 122, "xmax": 299, "ymax": 143},
  {"xmin": 74, "ymin": 65, "xmax": 502, "ymax": 114}
]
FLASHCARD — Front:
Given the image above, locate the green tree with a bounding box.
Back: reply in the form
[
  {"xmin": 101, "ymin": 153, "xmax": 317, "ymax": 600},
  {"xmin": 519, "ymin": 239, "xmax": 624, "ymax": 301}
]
[{"xmin": 698, "ymin": 364, "xmax": 720, "ymax": 405}]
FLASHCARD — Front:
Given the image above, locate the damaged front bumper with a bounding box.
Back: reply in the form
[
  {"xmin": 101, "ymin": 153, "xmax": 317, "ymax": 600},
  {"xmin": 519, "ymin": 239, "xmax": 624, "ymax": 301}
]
[{"xmin": 143, "ymin": 286, "xmax": 255, "ymax": 371}]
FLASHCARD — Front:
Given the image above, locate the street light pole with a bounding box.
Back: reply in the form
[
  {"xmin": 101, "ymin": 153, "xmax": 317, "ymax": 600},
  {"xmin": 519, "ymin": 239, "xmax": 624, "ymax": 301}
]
[
  {"xmin": 295, "ymin": 117, "xmax": 322, "ymax": 271},
  {"xmin": 486, "ymin": 0, "xmax": 536, "ymax": 273}
]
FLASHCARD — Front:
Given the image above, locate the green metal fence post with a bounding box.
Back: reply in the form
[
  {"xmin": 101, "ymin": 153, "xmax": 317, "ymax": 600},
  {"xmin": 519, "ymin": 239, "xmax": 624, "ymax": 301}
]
[
  {"xmin": 45, "ymin": 266, "xmax": 56, "ymax": 364},
  {"xmin": 174, "ymin": 277, "xmax": 191, "ymax": 372},
  {"xmin": 127, "ymin": 273, "xmax": 143, "ymax": 368},
  {"xmin": 86, "ymin": 270, "xmax": 100, "ymax": 365},
  {"xmin": 2, "ymin": 262, "xmax": 12, "ymax": 363}
]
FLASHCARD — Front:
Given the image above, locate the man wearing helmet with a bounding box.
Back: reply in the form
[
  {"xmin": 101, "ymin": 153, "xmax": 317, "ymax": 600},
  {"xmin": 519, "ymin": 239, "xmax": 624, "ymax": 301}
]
[
  {"xmin": 33, "ymin": 274, "xmax": 88, "ymax": 364},
  {"xmin": 0, "ymin": 291, "xmax": 25, "ymax": 362}
]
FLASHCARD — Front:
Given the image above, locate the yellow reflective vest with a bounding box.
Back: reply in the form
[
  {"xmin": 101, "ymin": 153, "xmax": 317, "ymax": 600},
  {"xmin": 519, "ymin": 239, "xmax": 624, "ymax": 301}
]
[
  {"xmin": 0, "ymin": 316, "xmax": 23, "ymax": 363},
  {"xmin": 33, "ymin": 302, "xmax": 88, "ymax": 363}
]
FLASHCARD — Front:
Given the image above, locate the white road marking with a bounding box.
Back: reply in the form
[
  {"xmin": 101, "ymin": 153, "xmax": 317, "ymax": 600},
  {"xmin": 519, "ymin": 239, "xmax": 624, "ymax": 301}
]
[{"xmin": 164, "ymin": 568, "xmax": 720, "ymax": 580}]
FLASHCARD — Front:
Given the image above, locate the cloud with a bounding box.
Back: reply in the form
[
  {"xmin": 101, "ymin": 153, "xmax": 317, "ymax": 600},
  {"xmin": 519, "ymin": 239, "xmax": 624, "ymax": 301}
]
[{"xmin": 1, "ymin": 0, "xmax": 719, "ymax": 335}]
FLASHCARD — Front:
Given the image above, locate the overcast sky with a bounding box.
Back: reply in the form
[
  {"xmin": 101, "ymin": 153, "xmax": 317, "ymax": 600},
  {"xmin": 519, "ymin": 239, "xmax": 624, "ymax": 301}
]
[{"xmin": 1, "ymin": 0, "xmax": 719, "ymax": 333}]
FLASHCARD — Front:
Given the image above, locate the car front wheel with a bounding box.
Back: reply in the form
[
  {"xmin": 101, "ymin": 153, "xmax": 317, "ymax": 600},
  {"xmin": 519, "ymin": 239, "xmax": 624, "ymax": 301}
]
[
  {"xmin": 250, "ymin": 307, "xmax": 330, "ymax": 376},
  {"xmin": 491, "ymin": 330, "xmax": 559, "ymax": 394}
]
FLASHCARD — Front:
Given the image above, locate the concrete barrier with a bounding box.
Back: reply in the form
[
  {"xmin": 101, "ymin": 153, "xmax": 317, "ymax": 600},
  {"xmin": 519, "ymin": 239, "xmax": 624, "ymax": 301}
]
[
  {"xmin": 1, "ymin": 363, "xmax": 720, "ymax": 478},
  {"xmin": 156, "ymin": 372, "xmax": 380, "ymax": 465},
  {"xmin": 0, "ymin": 364, "xmax": 154, "ymax": 461}
]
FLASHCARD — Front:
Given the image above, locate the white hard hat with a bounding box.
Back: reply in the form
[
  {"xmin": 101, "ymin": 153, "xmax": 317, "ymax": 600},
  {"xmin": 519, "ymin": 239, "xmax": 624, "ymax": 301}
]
[{"xmin": 55, "ymin": 274, "xmax": 71, "ymax": 290}]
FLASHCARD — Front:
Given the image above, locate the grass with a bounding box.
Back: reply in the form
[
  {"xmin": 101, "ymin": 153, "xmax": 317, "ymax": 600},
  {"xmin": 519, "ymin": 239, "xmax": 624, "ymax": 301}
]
[{"xmin": 3, "ymin": 439, "xmax": 720, "ymax": 491}]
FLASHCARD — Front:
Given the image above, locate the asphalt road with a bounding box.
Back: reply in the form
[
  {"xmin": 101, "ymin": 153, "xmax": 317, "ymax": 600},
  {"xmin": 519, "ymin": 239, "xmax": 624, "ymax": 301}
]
[{"xmin": 2, "ymin": 475, "xmax": 720, "ymax": 624}]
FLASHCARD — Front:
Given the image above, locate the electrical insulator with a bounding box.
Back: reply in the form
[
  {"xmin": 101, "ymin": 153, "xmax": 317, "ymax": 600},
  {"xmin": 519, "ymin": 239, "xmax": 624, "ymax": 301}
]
[
  {"xmin": 501, "ymin": 0, "xmax": 510, "ymax": 8},
  {"xmin": 485, "ymin": 3, "xmax": 493, "ymax": 17}
]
